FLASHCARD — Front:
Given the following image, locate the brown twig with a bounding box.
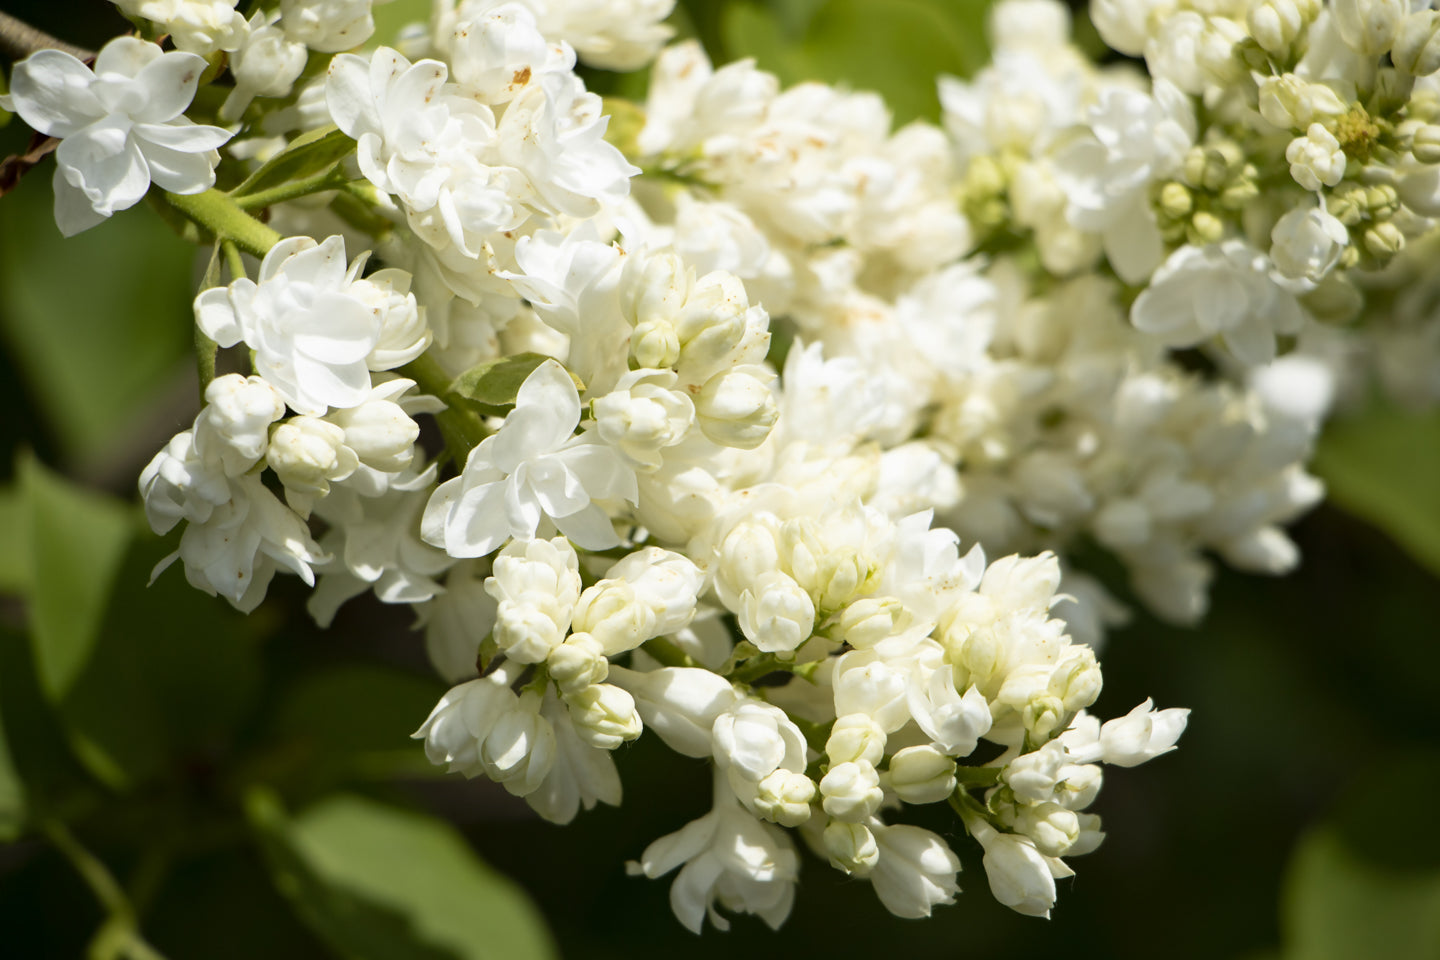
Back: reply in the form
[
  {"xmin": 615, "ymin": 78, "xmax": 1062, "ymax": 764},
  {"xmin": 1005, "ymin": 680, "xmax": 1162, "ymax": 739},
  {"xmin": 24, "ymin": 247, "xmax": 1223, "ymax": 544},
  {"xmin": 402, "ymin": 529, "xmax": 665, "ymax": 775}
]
[{"xmin": 0, "ymin": 10, "xmax": 94, "ymax": 63}]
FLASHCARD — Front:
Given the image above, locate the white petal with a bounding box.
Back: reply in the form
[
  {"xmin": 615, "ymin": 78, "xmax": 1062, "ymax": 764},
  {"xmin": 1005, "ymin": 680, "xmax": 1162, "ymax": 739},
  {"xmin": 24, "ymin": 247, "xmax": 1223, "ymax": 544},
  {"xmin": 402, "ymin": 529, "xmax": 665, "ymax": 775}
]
[
  {"xmin": 8, "ymin": 49, "xmax": 102, "ymax": 137},
  {"xmin": 93, "ymin": 37, "xmax": 162, "ymax": 79},
  {"xmin": 130, "ymin": 51, "xmax": 207, "ymax": 122},
  {"xmin": 50, "ymin": 166, "xmax": 108, "ymax": 236},
  {"xmin": 55, "ymin": 116, "xmax": 150, "ymax": 216}
]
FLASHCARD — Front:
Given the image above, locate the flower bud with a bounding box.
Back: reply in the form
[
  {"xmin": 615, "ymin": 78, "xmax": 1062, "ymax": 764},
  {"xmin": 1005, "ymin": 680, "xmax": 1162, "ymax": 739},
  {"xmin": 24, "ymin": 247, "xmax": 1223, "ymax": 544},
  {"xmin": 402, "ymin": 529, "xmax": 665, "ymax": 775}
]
[
  {"xmin": 267, "ymin": 416, "xmax": 357, "ymax": 494},
  {"xmin": 823, "ymin": 820, "xmax": 879, "ymax": 877},
  {"xmin": 715, "ymin": 517, "xmax": 781, "ymax": 608},
  {"xmin": 565, "ymin": 683, "xmax": 643, "ymax": 750},
  {"xmin": 195, "ymin": 374, "xmax": 286, "ymax": 475},
  {"xmin": 1286, "ymin": 124, "xmax": 1347, "ymax": 191},
  {"xmin": 494, "ymin": 602, "xmax": 567, "ymax": 664},
  {"xmin": 753, "ymin": 769, "xmax": 816, "ymax": 827},
  {"xmin": 675, "ymin": 271, "xmax": 748, "ymax": 357},
  {"xmin": 573, "ymin": 581, "xmax": 657, "ymax": 656},
  {"xmin": 712, "ymin": 701, "xmax": 806, "ymax": 781},
  {"xmin": 1013, "ymin": 801, "xmax": 1081, "ymax": 857},
  {"xmin": 971, "ymin": 820, "xmax": 1062, "ymax": 918},
  {"xmin": 834, "ymin": 656, "xmax": 911, "ymax": 732},
  {"xmin": 1394, "ymin": 11, "xmax": 1440, "ymax": 75},
  {"xmin": 1247, "ymin": 0, "xmax": 1309, "ymax": 55},
  {"xmin": 819, "ymin": 760, "xmax": 885, "ymax": 822},
  {"xmin": 327, "ymin": 398, "xmax": 419, "ymax": 473},
  {"xmin": 621, "ymin": 250, "xmax": 692, "ymax": 329},
  {"xmin": 1004, "ymin": 741, "xmax": 1065, "ymax": 803},
  {"xmin": 738, "ymin": 569, "xmax": 815, "ymax": 654},
  {"xmin": 1157, "ymin": 181, "xmax": 1192, "ymax": 219},
  {"xmin": 546, "ymin": 632, "xmax": 608, "ymax": 695},
  {"xmin": 225, "ymin": 15, "xmax": 306, "ymax": 119},
  {"xmin": 604, "ymin": 547, "xmax": 704, "ymax": 636},
  {"xmin": 888, "ymin": 746, "xmax": 958, "ymax": 805},
  {"xmin": 1098, "ymin": 698, "xmax": 1189, "ymax": 767},
  {"xmin": 1023, "ymin": 694, "xmax": 1067, "ymax": 741},
  {"xmin": 481, "ymin": 691, "xmax": 556, "ymax": 795},
  {"xmin": 695, "ymin": 370, "xmax": 778, "ymax": 449},
  {"xmin": 1413, "ymin": 124, "xmax": 1440, "ymax": 164},
  {"xmin": 1051, "ymin": 648, "xmax": 1103, "ymax": 712},
  {"xmin": 281, "ymin": 0, "xmax": 375, "ymax": 53},
  {"xmin": 837, "ymin": 596, "xmax": 911, "ymax": 650},
  {"xmin": 1257, "ymin": 75, "xmax": 1347, "ymax": 130},
  {"xmin": 826, "ymin": 713, "xmax": 887, "ymax": 766},
  {"xmin": 609, "ymin": 665, "xmax": 737, "ymax": 758},
  {"xmin": 1332, "ymin": 0, "xmax": 1405, "ymax": 55},
  {"xmin": 1271, "ymin": 203, "xmax": 1349, "ymax": 283},
  {"xmin": 593, "ymin": 371, "xmax": 693, "ymax": 470},
  {"xmin": 629, "ymin": 319, "xmax": 681, "ymax": 369},
  {"xmin": 1364, "ymin": 220, "xmax": 1406, "ymax": 259}
]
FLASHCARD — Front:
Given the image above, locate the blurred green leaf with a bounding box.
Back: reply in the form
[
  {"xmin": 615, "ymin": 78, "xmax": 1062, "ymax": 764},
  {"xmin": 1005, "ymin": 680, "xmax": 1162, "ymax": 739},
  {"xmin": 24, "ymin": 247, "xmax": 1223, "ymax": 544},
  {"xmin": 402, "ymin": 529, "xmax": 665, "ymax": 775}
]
[
  {"xmin": 0, "ymin": 168, "xmax": 197, "ymax": 468},
  {"xmin": 1282, "ymin": 827, "xmax": 1440, "ymax": 960},
  {"xmin": 1314, "ymin": 403, "xmax": 1440, "ymax": 579},
  {"xmin": 724, "ymin": 0, "xmax": 990, "ymax": 124},
  {"xmin": 0, "ymin": 698, "xmax": 24, "ymax": 840},
  {"xmin": 0, "ymin": 625, "xmax": 94, "ymax": 825},
  {"xmin": 21, "ymin": 455, "xmax": 133, "ymax": 701},
  {"xmin": 249, "ymin": 790, "xmax": 557, "ymax": 960},
  {"xmin": 269, "ymin": 664, "xmax": 447, "ymax": 785},
  {"xmin": 372, "ymin": 0, "xmax": 431, "ymax": 46},
  {"xmin": 0, "ymin": 487, "xmax": 29, "ymax": 595}
]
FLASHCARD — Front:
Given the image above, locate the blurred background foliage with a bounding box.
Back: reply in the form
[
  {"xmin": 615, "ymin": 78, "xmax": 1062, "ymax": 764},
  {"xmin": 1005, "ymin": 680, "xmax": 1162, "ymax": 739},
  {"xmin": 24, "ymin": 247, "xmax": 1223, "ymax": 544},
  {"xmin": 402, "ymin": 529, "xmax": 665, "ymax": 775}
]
[{"xmin": 2, "ymin": 0, "xmax": 1440, "ymax": 957}]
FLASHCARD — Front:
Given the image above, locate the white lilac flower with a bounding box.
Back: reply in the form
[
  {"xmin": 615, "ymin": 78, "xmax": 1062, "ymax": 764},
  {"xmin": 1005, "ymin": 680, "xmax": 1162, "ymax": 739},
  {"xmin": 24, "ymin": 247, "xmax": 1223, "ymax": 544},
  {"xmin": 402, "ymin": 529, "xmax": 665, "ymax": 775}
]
[
  {"xmin": 194, "ymin": 236, "xmax": 387, "ymax": 415},
  {"xmin": 422, "ymin": 359, "xmax": 638, "ymax": 556},
  {"xmin": 868, "ymin": 820, "xmax": 962, "ymax": 919},
  {"xmin": 0, "ymin": 37, "xmax": 232, "ymax": 235},
  {"xmin": 112, "ymin": 0, "xmax": 249, "ymax": 54},
  {"xmin": 628, "ymin": 768, "xmax": 800, "ymax": 933}
]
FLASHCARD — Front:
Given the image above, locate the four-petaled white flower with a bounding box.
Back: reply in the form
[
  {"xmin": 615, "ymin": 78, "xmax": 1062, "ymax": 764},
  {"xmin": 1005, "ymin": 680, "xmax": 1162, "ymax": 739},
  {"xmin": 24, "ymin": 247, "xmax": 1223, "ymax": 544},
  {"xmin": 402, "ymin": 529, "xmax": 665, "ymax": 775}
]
[
  {"xmin": 194, "ymin": 236, "xmax": 385, "ymax": 415},
  {"xmin": 422, "ymin": 359, "xmax": 639, "ymax": 557},
  {"xmin": 0, "ymin": 37, "xmax": 232, "ymax": 235}
]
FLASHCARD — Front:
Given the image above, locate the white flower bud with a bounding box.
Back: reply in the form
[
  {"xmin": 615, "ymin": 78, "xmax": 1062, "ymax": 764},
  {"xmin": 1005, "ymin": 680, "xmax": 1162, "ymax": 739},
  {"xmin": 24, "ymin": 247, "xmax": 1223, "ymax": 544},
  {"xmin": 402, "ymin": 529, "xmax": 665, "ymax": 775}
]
[
  {"xmin": 1070, "ymin": 813, "xmax": 1107, "ymax": 855},
  {"xmin": 195, "ymin": 374, "xmax": 286, "ymax": 475},
  {"xmin": 675, "ymin": 271, "xmax": 748, "ymax": 365},
  {"xmin": 825, "ymin": 714, "xmax": 887, "ymax": 766},
  {"xmin": 1393, "ymin": 12, "xmax": 1440, "ymax": 75},
  {"xmin": 753, "ymin": 769, "xmax": 816, "ymax": 827},
  {"xmin": 1057, "ymin": 763, "xmax": 1104, "ymax": 810},
  {"xmin": 1013, "ymin": 801, "xmax": 1081, "ymax": 857},
  {"xmin": 355, "ymin": 270, "xmax": 428, "ymax": 370},
  {"xmin": 481, "ymin": 691, "xmax": 557, "ymax": 796},
  {"xmin": 1247, "ymin": 0, "xmax": 1310, "ymax": 54},
  {"xmin": 715, "ymin": 518, "xmax": 781, "ymax": 609},
  {"xmin": 608, "ymin": 665, "xmax": 737, "ymax": 758},
  {"xmin": 1364, "ymin": 220, "xmax": 1406, "ymax": 258},
  {"xmin": 695, "ymin": 370, "xmax": 778, "ymax": 449},
  {"xmin": 870, "ymin": 823, "xmax": 962, "ymax": 919},
  {"xmin": 1271, "ymin": 203, "xmax": 1349, "ymax": 283},
  {"xmin": 593, "ymin": 370, "xmax": 694, "ymax": 470},
  {"xmin": 267, "ymin": 416, "xmax": 357, "ymax": 495},
  {"xmin": 1287, "ymin": 124, "xmax": 1347, "ymax": 191},
  {"xmin": 326, "ymin": 397, "xmax": 419, "ymax": 473},
  {"xmin": 280, "ymin": 0, "xmax": 375, "ymax": 53},
  {"xmin": 738, "ymin": 570, "xmax": 815, "ymax": 653},
  {"xmin": 838, "ymin": 596, "xmax": 911, "ymax": 650},
  {"xmin": 972, "ymin": 821, "xmax": 1064, "ymax": 918},
  {"xmin": 1257, "ymin": 75, "xmax": 1347, "ymax": 130},
  {"xmin": 546, "ymin": 632, "xmax": 608, "ymax": 696},
  {"xmin": 1098, "ymin": 698, "xmax": 1190, "ymax": 766},
  {"xmin": 223, "ymin": 13, "xmax": 307, "ymax": 118},
  {"xmin": 486, "ymin": 538, "xmax": 581, "ymax": 664},
  {"xmin": 494, "ymin": 603, "xmax": 568, "ymax": 665},
  {"xmin": 603, "ymin": 547, "xmax": 704, "ymax": 637},
  {"xmin": 823, "ymin": 820, "xmax": 880, "ymax": 877},
  {"xmin": 1004, "ymin": 741, "xmax": 1065, "ymax": 804},
  {"xmin": 1413, "ymin": 124, "xmax": 1440, "ymax": 164},
  {"xmin": 1051, "ymin": 648, "xmax": 1103, "ymax": 713},
  {"xmin": 565, "ymin": 682, "xmax": 643, "ymax": 750},
  {"xmin": 621, "ymin": 250, "xmax": 692, "ymax": 329},
  {"xmin": 1332, "ymin": 0, "xmax": 1405, "ymax": 55},
  {"xmin": 888, "ymin": 746, "xmax": 958, "ymax": 805},
  {"xmin": 834, "ymin": 655, "xmax": 911, "ymax": 732},
  {"xmin": 819, "ymin": 760, "xmax": 885, "ymax": 822},
  {"xmin": 628, "ymin": 319, "xmax": 681, "ymax": 369},
  {"xmin": 1023, "ymin": 694, "xmax": 1067, "ymax": 741},
  {"xmin": 573, "ymin": 580, "xmax": 657, "ymax": 656},
  {"xmin": 713, "ymin": 700, "xmax": 807, "ymax": 782}
]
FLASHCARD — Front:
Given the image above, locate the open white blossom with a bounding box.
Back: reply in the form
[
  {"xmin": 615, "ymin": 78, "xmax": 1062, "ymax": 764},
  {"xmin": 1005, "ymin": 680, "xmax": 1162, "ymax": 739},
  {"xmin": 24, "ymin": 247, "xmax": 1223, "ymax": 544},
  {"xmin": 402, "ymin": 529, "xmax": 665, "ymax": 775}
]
[{"xmin": 0, "ymin": 38, "xmax": 232, "ymax": 235}]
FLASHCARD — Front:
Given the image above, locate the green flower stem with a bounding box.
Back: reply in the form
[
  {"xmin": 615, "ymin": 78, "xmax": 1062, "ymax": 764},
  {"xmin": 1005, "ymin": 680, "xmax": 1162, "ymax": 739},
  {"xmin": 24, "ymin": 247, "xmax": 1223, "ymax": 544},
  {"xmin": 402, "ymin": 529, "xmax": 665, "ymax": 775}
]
[
  {"xmin": 221, "ymin": 239, "xmax": 245, "ymax": 282},
  {"xmin": 231, "ymin": 165, "xmax": 351, "ymax": 210},
  {"xmin": 730, "ymin": 652, "xmax": 794, "ymax": 684},
  {"xmin": 162, "ymin": 189, "xmax": 282, "ymax": 258},
  {"xmin": 42, "ymin": 820, "xmax": 170, "ymax": 960},
  {"xmin": 640, "ymin": 636, "xmax": 697, "ymax": 669},
  {"xmin": 954, "ymin": 765, "xmax": 1003, "ymax": 788},
  {"xmin": 400, "ymin": 352, "xmax": 490, "ymax": 464}
]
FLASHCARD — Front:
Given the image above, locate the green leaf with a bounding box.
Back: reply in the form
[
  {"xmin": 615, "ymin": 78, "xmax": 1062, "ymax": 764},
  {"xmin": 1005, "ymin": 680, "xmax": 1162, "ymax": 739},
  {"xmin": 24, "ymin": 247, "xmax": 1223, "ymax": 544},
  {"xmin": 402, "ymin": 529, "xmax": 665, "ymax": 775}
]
[
  {"xmin": 0, "ymin": 691, "xmax": 25, "ymax": 841},
  {"xmin": 229, "ymin": 125, "xmax": 355, "ymax": 199},
  {"xmin": 1314, "ymin": 402, "xmax": 1440, "ymax": 579},
  {"xmin": 724, "ymin": 0, "xmax": 991, "ymax": 125},
  {"xmin": 0, "ymin": 169, "xmax": 197, "ymax": 468},
  {"xmin": 1282, "ymin": 827, "xmax": 1440, "ymax": 960},
  {"xmin": 249, "ymin": 790, "xmax": 557, "ymax": 960},
  {"xmin": 268, "ymin": 664, "xmax": 448, "ymax": 786},
  {"xmin": 21, "ymin": 455, "xmax": 134, "ymax": 702},
  {"xmin": 0, "ymin": 625, "xmax": 93, "ymax": 827},
  {"xmin": 0, "ymin": 487, "xmax": 30, "ymax": 596},
  {"xmin": 449, "ymin": 353, "xmax": 580, "ymax": 411}
]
